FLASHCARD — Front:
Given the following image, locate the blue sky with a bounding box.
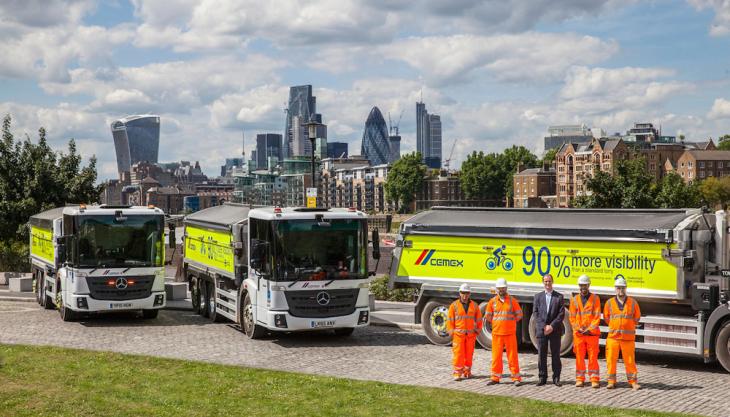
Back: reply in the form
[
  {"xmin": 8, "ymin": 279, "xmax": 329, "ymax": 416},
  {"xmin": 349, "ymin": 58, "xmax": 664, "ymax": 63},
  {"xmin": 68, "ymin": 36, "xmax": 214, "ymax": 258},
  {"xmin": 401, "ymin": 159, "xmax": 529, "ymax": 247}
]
[{"xmin": 1, "ymin": 0, "xmax": 730, "ymax": 180}]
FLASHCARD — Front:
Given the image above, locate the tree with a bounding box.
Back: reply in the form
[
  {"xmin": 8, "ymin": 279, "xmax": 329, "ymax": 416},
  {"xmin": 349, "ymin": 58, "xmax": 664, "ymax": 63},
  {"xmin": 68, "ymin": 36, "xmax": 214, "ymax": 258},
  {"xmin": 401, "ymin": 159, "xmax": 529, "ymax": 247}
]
[
  {"xmin": 699, "ymin": 176, "xmax": 730, "ymax": 209},
  {"xmin": 573, "ymin": 158, "xmax": 657, "ymax": 208},
  {"xmin": 460, "ymin": 146, "xmax": 539, "ymax": 203},
  {"xmin": 384, "ymin": 152, "xmax": 426, "ymax": 213},
  {"xmin": 655, "ymin": 172, "xmax": 701, "ymax": 208},
  {"xmin": 717, "ymin": 134, "xmax": 730, "ymax": 150},
  {"xmin": 0, "ymin": 114, "xmax": 101, "ymax": 270},
  {"xmin": 540, "ymin": 148, "xmax": 557, "ymax": 168},
  {"xmin": 500, "ymin": 146, "xmax": 539, "ymax": 200}
]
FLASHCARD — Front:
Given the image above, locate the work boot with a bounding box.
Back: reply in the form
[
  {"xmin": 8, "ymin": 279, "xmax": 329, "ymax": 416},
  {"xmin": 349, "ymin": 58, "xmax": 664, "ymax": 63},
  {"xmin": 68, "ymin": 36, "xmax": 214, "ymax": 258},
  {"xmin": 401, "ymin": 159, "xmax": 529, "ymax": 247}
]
[
  {"xmin": 630, "ymin": 382, "xmax": 641, "ymax": 390},
  {"xmin": 487, "ymin": 379, "xmax": 499, "ymax": 386},
  {"xmin": 607, "ymin": 382, "xmax": 616, "ymax": 389},
  {"xmin": 591, "ymin": 381, "xmax": 600, "ymax": 389},
  {"xmin": 513, "ymin": 380, "xmax": 522, "ymax": 387},
  {"xmin": 452, "ymin": 372, "xmax": 462, "ymax": 381},
  {"xmin": 463, "ymin": 370, "xmax": 472, "ymax": 379},
  {"xmin": 575, "ymin": 381, "xmax": 584, "ymax": 387}
]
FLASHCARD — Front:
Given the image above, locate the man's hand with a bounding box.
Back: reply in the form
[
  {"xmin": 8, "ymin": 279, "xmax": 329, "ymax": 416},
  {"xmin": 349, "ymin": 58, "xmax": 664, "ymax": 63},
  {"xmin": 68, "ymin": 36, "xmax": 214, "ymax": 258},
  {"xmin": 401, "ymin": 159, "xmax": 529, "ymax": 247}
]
[{"xmin": 544, "ymin": 324, "xmax": 553, "ymax": 335}]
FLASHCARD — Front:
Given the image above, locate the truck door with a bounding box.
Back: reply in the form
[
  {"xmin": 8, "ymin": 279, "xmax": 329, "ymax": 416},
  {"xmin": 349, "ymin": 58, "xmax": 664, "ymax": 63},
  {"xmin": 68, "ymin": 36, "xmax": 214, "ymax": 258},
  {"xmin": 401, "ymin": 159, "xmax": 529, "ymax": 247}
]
[{"xmin": 249, "ymin": 218, "xmax": 273, "ymax": 324}]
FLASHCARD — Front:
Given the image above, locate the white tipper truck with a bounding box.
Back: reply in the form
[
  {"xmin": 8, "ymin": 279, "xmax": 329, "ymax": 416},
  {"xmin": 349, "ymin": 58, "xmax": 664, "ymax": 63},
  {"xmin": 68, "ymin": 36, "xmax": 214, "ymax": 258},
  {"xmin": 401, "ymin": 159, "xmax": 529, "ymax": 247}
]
[
  {"xmin": 389, "ymin": 207, "xmax": 730, "ymax": 373},
  {"xmin": 182, "ymin": 204, "xmax": 380, "ymax": 337},
  {"xmin": 29, "ymin": 204, "xmax": 167, "ymax": 321}
]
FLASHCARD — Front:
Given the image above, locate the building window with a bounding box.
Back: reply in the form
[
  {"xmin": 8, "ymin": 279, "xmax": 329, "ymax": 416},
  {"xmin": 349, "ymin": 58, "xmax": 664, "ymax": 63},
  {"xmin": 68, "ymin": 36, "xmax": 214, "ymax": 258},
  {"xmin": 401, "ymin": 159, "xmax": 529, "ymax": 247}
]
[
  {"xmin": 719, "ymin": 162, "xmax": 724, "ymax": 169},
  {"xmin": 699, "ymin": 162, "xmax": 704, "ymax": 168},
  {"xmin": 709, "ymin": 161, "xmax": 714, "ymax": 168}
]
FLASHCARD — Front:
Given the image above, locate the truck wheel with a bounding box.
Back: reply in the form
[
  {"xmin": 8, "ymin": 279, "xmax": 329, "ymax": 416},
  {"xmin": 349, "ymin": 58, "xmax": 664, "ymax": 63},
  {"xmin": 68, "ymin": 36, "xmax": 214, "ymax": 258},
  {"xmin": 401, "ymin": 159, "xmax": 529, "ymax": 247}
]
[
  {"xmin": 334, "ymin": 328, "xmax": 355, "ymax": 337},
  {"xmin": 198, "ymin": 279, "xmax": 209, "ymax": 318},
  {"xmin": 190, "ymin": 277, "xmax": 200, "ymax": 313},
  {"xmin": 44, "ymin": 278, "xmax": 55, "ymax": 310},
  {"xmin": 142, "ymin": 309, "xmax": 159, "ymax": 319},
  {"xmin": 476, "ymin": 301, "xmax": 493, "ymax": 349},
  {"xmin": 528, "ymin": 307, "xmax": 574, "ymax": 357},
  {"xmin": 58, "ymin": 293, "xmax": 79, "ymax": 322},
  {"xmin": 421, "ymin": 300, "xmax": 452, "ymax": 346},
  {"xmin": 716, "ymin": 321, "xmax": 730, "ymax": 373},
  {"xmin": 207, "ymin": 280, "xmax": 223, "ymax": 323},
  {"xmin": 35, "ymin": 271, "xmax": 45, "ymax": 307},
  {"xmin": 241, "ymin": 292, "xmax": 265, "ymax": 339}
]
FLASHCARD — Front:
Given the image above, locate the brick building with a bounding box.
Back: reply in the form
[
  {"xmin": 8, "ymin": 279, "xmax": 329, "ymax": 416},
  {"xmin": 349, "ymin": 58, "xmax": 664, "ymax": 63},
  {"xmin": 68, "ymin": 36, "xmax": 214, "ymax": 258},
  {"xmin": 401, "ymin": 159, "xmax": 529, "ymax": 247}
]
[
  {"xmin": 673, "ymin": 150, "xmax": 730, "ymax": 183},
  {"xmin": 513, "ymin": 167, "xmax": 557, "ymax": 208}
]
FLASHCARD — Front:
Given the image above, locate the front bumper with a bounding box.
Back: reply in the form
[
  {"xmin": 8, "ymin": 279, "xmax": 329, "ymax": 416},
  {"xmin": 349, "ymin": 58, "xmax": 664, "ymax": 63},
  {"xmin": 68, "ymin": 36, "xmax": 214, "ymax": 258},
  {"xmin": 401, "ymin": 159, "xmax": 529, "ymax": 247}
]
[
  {"xmin": 67, "ymin": 291, "xmax": 165, "ymax": 312},
  {"xmin": 262, "ymin": 307, "xmax": 370, "ymax": 331}
]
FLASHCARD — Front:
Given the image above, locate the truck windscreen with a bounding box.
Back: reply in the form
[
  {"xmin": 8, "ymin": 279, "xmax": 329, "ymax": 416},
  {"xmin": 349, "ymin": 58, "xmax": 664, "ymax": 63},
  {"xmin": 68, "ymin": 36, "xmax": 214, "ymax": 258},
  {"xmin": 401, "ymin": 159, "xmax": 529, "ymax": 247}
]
[
  {"xmin": 74, "ymin": 215, "xmax": 164, "ymax": 268},
  {"xmin": 273, "ymin": 219, "xmax": 366, "ymax": 281}
]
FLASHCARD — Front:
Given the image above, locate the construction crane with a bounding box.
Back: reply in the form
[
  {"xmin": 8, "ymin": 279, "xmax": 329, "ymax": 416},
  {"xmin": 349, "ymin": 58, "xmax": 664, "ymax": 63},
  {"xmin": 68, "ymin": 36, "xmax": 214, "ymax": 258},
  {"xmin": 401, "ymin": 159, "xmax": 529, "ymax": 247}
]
[
  {"xmin": 388, "ymin": 109, "xmax": 404, "ymax": 136},
  {"xmin": 443, "ymin": 139, "xmax": 457, "ymax": 171}
]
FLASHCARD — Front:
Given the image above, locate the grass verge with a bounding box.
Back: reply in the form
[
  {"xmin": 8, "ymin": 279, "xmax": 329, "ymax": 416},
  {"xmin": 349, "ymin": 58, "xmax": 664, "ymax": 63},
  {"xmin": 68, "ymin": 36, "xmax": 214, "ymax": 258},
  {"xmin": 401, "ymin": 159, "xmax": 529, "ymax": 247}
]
[{"xmin": 0, "ymin": 344, "xmax": 691, "ymax": 417}]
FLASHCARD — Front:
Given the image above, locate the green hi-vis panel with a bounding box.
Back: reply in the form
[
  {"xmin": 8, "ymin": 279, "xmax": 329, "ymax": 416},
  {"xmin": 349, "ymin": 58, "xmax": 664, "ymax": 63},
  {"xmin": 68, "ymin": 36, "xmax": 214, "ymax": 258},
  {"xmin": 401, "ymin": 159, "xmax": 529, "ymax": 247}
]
[
  {"xmin": 398, "ymin": 234, "xmax": 678, "ymax": 293},
  {"xmin": 185, "ymin": 225, "xmax": 234, "ymax": 274},
  {"xmin": 30, "ymin": 226, "xmax": 55, "ymax": 264}
]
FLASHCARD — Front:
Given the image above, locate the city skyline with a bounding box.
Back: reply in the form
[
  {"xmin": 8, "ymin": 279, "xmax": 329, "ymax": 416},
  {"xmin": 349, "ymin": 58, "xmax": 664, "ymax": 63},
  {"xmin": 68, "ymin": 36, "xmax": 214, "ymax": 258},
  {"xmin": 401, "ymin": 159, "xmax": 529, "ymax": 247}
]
[{"xmin": 2, "ymin": 1, "xmax": 730, "ymax": 180}]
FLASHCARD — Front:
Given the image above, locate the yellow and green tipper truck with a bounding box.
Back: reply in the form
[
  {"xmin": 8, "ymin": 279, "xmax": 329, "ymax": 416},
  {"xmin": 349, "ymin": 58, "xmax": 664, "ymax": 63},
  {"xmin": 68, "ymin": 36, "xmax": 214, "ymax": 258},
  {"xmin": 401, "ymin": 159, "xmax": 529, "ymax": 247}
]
[
  {"xmin": 183, "ymin": 204, "xmax": 379, "ymax": 338},
  {"xmin": 29, "ymin": 205, "xmax": 166, "ymax": 321},
  {"xmin": 389, "ymin": 207, "xmax": 730, "ymax": 373}
]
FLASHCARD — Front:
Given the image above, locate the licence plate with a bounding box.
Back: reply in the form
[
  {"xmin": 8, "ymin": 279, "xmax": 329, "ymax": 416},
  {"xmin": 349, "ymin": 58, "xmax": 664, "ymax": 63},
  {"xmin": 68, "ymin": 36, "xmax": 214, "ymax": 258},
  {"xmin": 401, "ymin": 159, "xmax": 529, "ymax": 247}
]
[
  {"xmin": 310, "ymin": 320, "xmax": 335, "ymax": 328},
  {"xmin": 109, "ymin": 303, "xmax": 133, "ymax": 309}
]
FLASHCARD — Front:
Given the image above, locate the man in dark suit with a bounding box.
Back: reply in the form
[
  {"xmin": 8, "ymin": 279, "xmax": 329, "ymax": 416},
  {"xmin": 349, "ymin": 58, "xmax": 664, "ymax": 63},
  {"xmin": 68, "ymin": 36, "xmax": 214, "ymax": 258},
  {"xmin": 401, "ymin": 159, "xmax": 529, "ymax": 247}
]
[{"xmin": 533, "ymin": 273, "xmax": 565, "ymax": 386}]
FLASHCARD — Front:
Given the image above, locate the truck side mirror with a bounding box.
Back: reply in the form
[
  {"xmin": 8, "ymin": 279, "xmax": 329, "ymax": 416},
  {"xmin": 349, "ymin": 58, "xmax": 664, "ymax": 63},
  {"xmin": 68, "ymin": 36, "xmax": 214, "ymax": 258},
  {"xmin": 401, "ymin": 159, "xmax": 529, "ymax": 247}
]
[{"xmin": 372, "ymin": 230, "xmax": 380, "ymax": 260}]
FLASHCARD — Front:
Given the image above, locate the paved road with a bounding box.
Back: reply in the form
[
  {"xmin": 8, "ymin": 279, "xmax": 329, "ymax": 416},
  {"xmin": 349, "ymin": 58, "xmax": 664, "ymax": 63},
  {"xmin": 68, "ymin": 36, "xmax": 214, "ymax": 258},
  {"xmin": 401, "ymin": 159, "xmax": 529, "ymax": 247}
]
[{"xmin": 0, "ymin": 300, "xmax": 727, "ymax": 417}]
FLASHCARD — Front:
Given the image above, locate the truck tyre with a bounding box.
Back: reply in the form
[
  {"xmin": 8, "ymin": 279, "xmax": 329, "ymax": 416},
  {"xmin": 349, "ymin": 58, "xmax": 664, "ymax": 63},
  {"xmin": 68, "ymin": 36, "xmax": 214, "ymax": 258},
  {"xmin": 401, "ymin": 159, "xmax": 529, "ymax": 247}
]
[
  {"xmin": 528, "ymin": 307, "xmax": 573, "ymax": 357},
  {"xmin": 241, "ymin": 292, "xmax": 265, "ymax": 339},
  {"xmin": 198, "ymin": 279, "xmax": 210, "ymax": 318},
  {"xmin": 142, "ymin": 309, "xmax": 159, "ymax": 319},
  {"xmin": 207, "ymin": 280, "xmax": 223, "ymax": 323},
  {"xmin": 58, "ymin": 291, "xmax": 79, "ymax": 322},
  {"xmin": 334, "ymin": 328, "xmax": 355, "ymax": 337},
  {"xmin": 190, "ymin": 276, "xmax": 201, "ymax": 314},
  {"xmin": 476, "ymin": 301, "xmax": 493, "ymax": 349},
  {"xmin": 35, "ymin": 271, "xmax": 45, "ymax": 307},
  {"xmin": 715, "ymin": 321, "xmax": 730, "ymax": 373},
  {"xmin": 421, "ymin": 300, "xmax": 452, "ymax": 346}
]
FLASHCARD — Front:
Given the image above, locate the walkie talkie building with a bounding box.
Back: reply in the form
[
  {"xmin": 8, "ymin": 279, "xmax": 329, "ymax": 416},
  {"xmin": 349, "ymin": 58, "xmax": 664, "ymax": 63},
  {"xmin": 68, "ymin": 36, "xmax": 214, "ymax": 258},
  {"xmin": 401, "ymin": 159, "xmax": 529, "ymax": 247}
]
[{"xmin": 111, "ymin": 115, "xmax": 160, "ymax": 175}]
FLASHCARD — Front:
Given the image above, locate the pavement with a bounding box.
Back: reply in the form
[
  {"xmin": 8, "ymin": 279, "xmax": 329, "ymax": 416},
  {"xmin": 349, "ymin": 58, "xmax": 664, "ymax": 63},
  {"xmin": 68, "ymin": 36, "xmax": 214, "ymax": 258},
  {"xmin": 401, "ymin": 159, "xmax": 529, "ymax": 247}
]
[{"xmin": 1, "ymin": 292, "xmax": 729, "ymax": 416}]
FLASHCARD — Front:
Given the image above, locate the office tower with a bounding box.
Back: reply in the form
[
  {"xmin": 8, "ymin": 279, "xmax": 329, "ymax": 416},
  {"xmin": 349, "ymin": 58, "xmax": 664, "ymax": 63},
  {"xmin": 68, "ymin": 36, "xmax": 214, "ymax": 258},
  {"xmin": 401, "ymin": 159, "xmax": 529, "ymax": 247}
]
[
  {"xmin": 111, "ymin": 115, "xmax": 160, "ymax": 176},
  {"xmin": 255, "ymin": 133, "xmax": 283, "ymax": 170},
  {"xmin": 416, "ymin": 102, "xmax": 442, "ymax": 168},
  {"xmin": 327, "ymin": 142, "xmax": 349, "ymax": 159},
  {"xmin": 284, "ymin": 85, "xmax": 316, "ymax": 158},
  {"xmin": 361, "ymin": 107, "xmax": 390, "ymax": 166},
  {"xmin": 388, "ymin": 135, "xmax": 401, "ymax": 163}
]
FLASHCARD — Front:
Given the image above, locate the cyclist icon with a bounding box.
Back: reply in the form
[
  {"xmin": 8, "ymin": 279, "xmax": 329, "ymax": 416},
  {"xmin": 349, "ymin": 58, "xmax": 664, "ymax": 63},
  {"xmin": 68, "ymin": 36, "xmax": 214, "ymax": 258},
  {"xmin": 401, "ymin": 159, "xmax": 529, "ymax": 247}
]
[{"xmin": 485, "ymin": 245, "xmax": 513, "ymax": 271}]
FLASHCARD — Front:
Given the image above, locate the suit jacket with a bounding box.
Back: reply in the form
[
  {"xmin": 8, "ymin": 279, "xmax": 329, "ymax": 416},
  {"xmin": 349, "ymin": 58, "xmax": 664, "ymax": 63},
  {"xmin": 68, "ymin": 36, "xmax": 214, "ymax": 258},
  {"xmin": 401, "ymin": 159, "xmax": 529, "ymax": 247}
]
[{"xmin": 533, "ymin": 290, "xmax": 565, "ymax": 338}]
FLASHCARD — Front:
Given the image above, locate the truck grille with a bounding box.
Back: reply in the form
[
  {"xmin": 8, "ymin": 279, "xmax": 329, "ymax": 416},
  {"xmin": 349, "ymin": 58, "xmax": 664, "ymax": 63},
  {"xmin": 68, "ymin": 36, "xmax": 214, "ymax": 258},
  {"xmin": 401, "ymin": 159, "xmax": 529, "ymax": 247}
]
[
  {"xmin": 86, "ymin": 276, "xmax": 155, "ymax": 301},
  {"xmin": 285, "ymin": 289, "xmax": 359, "ymax": 318}
]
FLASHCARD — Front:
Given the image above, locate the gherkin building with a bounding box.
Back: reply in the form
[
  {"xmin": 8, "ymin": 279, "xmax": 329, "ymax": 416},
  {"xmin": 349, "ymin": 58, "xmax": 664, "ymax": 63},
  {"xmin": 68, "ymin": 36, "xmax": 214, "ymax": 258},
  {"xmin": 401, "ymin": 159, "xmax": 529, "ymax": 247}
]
[{"xmin": 361, "ymin": 106, "xmax": 390, "ymax": 165}]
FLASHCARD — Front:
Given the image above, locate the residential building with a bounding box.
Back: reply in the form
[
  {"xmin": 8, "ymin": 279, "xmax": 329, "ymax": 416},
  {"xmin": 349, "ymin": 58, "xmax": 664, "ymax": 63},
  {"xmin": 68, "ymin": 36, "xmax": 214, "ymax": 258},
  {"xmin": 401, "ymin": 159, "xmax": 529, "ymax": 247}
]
[
  {"xmin": 361, "ymin": 107, "xmax": 391, "ymax": 166},
  {"xmin": 111, "ymin": 115, "xmax": 160, "ymax": 176},
  {"xmin": 513, "ymin": 167, "xmax": 557, "ymax": 208},
  {"xmin": 413, "ymin": 172, "xmax": 500, "ymax": 211},
  {"xmin": 543, "ymin": 124, "xmax": 594, "ymax": 151},
  {"xmin": 674, "ymin": 150, "xmax": 730, "ymax": 183},
  {"xmin": 624, "ymin": 122, "xmax": 659, "ymax": 143},
  {"xmin": 146, "ymin": 185, "xmax": 194, "ymax": 214}
]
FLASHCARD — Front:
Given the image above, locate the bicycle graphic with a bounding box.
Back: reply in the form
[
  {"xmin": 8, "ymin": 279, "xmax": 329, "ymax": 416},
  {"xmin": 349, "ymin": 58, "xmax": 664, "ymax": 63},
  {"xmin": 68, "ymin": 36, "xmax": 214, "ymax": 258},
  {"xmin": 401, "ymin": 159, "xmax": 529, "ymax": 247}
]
[{"xmin": 485, "ymin": 245, "xmax": 513, "ymax": 271}]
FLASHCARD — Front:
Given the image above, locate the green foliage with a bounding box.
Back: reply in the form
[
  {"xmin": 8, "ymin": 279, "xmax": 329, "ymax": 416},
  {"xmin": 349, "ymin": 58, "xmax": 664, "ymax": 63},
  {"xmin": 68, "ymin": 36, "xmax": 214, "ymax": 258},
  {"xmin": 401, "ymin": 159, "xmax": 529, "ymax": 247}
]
[
  {"xmin": 0, "ymin": 241, "xmax": 30, "ymax": 272},
  {"xmin": 460, "ymin": 146, "xmax": 539, "ymax": 201},
  {"xmin": 541, "ymin": 148, "xmax": 557, "ymax": 167},
  {"xmin": 717, "ymin": 134, "xmax": 730, "ymax": 150},
  {"xmin": 384, "ymin": 152, "xmax": 426, "ymax": 213},
  {"xmin": 369, "ymin": 275, "xmax": 417, "ymax": 301},
  {"xmin": 0, "ymin": 114, "xmax": 101, "ymax": 270},
  {"xmin": 573, "ymin": 158, "xmax": 703, "ymax": 209},
  {"xmin": 699, "ymin": 176, "xmax": 730, "ymax": 209}
]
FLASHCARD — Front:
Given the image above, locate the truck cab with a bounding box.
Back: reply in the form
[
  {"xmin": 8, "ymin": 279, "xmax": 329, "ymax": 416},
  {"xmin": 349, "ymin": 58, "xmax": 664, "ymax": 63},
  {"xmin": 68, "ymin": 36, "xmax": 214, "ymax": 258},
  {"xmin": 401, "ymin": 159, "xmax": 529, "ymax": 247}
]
[{"xmin": 30, "ymin": 205, "xmax": 167, "ymax": 321}]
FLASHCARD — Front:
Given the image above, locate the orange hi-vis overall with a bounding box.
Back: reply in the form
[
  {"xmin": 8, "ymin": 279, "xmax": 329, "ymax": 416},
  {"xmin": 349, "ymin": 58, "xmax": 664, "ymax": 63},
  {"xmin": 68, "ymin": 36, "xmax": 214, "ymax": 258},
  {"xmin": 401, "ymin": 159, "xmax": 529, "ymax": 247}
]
[
  {"xmin": 484, "ymin": 294, "xmax": 523, "ymax": 382},
  {"xmin": 569, "ymin": 293, "xmax": 601, "ymax": 383},
  {"xmin": 604, "ymin": 296, "xmax": 641, "ymax": 384},
  {"xmin": 447, "ymin": 299, "xmax": 482, "ymax": 377}
]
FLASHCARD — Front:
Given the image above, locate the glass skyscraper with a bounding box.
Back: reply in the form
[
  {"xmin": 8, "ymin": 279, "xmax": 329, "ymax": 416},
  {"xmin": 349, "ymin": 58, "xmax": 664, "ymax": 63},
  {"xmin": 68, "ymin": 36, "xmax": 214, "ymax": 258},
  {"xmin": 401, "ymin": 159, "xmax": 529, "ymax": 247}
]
[
  {"xmin": 111, "ymin": 115, "xmax": 160, "ymax": 175},
  {"xmin": 361, "ymin": 107, "xmax": 390, "ymax": 166},
  {"xmin": 255, "ymin": 133, "xmax": 283, "ymax": 170},
  {"xmin": 416, "ymin": 102, "xmax": 442, "ymax": 169},
  {"xmin": 284, "ymin": 85, "xmax": 316, "ymax": 158}
]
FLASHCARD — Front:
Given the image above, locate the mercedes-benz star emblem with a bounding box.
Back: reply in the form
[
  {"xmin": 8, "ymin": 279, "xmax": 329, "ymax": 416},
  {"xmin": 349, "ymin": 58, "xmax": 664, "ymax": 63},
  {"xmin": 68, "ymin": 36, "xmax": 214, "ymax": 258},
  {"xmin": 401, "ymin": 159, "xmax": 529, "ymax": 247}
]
[
  {"xmin": 316, "ymin": 291, "xmax": 330, "ymax": 306},
  {"xmin": 115, "ymin": 278, "xmax": 128, "ymax": 290}
]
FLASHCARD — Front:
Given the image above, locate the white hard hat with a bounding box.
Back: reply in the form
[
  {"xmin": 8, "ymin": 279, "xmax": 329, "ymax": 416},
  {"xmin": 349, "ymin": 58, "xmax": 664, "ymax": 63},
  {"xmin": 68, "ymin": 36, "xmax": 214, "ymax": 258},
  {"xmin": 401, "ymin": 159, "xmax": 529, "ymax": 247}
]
[
  {"xmin": 614, "ymin": 275, "xmax": 627, "ymax": 287},
  {"xmin": 459, "ymin": 283, "xmax": 471, "ymax": 293},
  {"xmin": 495, "ymin": 278, "xmax": 508, "ymax": 288},
  {"xmin": 578, "ymin": 274, "xmax": 591, "ymax": 285}
]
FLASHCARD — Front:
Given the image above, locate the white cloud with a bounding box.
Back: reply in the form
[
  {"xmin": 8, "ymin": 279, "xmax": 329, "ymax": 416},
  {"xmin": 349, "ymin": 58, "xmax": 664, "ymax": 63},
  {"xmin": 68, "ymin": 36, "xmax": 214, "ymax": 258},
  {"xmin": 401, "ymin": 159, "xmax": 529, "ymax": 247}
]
[
  {"xmin": 688, "ymin": 0, "xmax": 730, "ymax": 36},
  {"xmin": 708, "ymin": 98, "xmax": 730, "ymax": 118},
  {"xmin": 383, "ymin": 33, "xmax": 618, "ymax": 85}
]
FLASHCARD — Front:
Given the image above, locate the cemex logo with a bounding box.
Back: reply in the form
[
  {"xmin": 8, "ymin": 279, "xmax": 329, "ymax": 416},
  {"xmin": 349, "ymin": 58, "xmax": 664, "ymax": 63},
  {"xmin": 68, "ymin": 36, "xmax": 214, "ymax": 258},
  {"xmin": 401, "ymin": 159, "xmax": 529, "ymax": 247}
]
[{"xmin": 414, "ymin": 249, "xmax": 464, "ymax": 267}]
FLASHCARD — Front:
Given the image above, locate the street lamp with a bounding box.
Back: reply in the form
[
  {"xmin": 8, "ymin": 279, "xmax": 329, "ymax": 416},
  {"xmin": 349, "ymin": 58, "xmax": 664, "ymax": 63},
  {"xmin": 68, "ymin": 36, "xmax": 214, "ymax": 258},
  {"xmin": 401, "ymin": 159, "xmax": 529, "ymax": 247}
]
[{"xmin": 306, "ymin": 120, "xmax": 321, "ymax": 206}]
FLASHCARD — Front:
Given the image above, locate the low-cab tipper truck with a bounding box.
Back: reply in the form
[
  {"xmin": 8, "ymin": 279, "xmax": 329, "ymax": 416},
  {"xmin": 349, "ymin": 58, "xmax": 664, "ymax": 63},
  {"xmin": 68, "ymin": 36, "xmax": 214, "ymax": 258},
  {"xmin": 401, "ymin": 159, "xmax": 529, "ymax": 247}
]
[
  {"xmin": 389, "ymin": 207, "xmax": 730, "ymax": 373},
  {"xmin": 29, "ymin": 204, "xmax": 166, "ymax": 321},
  {"xmin": 183, "ymin": 204, "xmax": 379, "ymax": 337}
]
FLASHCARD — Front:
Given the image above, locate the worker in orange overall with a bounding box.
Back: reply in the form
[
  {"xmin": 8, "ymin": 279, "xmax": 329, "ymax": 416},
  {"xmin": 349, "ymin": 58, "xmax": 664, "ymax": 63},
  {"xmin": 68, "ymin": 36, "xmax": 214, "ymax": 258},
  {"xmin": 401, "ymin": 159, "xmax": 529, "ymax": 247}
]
[
  {"xmin": 604, "ymin": 276, "xmax": 641, "ymax": 390},
  {"xmin": 569, "ymin": 274, "xmax": 601, "ymax": 388},
  {"xmin": 484, "ymin": 278, "xmax": 523, "ymax": 386},
  {"xmin": 447, "ymin": 283, "xmax": 482, "ymax": 381}
]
